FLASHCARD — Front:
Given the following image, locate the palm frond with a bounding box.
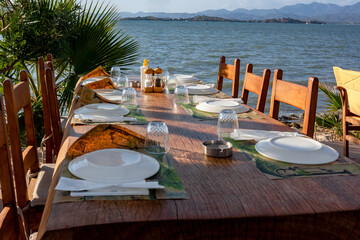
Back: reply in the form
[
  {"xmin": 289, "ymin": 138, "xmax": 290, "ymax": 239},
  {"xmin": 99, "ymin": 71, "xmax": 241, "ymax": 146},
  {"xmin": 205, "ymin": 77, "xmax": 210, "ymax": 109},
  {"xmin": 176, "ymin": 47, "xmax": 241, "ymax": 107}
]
[
  {"xmin": 318, "ymin": 82, "xmax": 342, "ymax": 111},
  {"xmin": 58, "ymin": 1, "xmax": 139, "ymax": 112}
]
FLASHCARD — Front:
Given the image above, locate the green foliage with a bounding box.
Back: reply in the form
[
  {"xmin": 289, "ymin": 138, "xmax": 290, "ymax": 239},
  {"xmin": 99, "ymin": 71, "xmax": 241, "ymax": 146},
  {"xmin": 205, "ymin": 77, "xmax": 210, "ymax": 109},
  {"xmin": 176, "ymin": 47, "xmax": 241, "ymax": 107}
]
[
  {"xmin": 318, "ymin": 83, "xmax": 342, "ymax": 111},
  {"xmin": 58, "ymin": 2, "xmax": 139, "ymax": 112},
  {"xmin": 315, "ymin": 82, "xmax": 343, "ymax": 137}
]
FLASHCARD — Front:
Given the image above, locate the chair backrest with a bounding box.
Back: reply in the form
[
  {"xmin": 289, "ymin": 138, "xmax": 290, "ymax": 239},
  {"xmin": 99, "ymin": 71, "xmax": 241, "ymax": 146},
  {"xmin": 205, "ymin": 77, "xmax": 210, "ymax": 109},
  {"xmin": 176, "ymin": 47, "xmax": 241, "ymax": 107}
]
[
  {"xmin": 3, "ymin": 71, "xmax": 40, "ymax": 209},
  {"xmin": 216, "ymin": 56, "xmax": 241, "ymax": 98},
  {"xmin": 269, "ymin": 69, "xmax": 319, "ymax": 138},
  {"xmin": 241, "ymin": 63, "xmax": 271, "ymax": 113},
  {"xmin": 0, "ymin": 94, "xmax": 25, "ymax": 239},
  {"xmin": 45, "ymin": 63, "xmax": 62, "ymax": 157},
  {"xmin": 38, "ymin": 56, "xmax": 54, "ymax": 163},
  {"xmin": 38, "ymin": 53, "xmax": 62, "ymax": 162}
]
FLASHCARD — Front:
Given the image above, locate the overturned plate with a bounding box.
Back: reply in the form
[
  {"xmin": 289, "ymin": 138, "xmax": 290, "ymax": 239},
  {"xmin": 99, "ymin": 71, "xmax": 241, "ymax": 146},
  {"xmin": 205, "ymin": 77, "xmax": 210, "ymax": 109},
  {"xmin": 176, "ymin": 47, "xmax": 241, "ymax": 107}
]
[
  {"xmin": 196, "ymin": 101, "xmax": 249, "ymax": 114},
  {"xmin": 255, "ymin": 138, "xmax": 339, "ymax": 165},
  {"xmin": 93, "ymin": 89, "xmax": 122, "ymax": 102},
  {"xmin": 186, "ymin": 85, "xmax": 219, "ymax": 95},
  {"xmin": 68, "ymin": 149, "xmax": 160, "ymax": 183}
]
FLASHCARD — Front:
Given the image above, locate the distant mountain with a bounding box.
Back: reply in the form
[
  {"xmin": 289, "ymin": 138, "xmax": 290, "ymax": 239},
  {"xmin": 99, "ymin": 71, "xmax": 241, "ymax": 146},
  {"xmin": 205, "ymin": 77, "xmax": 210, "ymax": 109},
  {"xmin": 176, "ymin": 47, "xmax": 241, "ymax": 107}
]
[{"xmin": 119, "ymin": 2, "xmax": 360, "ymax": 24}]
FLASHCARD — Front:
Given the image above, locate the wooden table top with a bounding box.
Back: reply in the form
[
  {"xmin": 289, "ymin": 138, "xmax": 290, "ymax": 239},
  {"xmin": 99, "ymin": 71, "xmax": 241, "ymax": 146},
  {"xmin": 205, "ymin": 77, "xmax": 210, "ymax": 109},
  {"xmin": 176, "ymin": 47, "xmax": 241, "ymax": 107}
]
[{"xmin": 37, "ymin": 89, "xmax": 360, "ymax": 240}]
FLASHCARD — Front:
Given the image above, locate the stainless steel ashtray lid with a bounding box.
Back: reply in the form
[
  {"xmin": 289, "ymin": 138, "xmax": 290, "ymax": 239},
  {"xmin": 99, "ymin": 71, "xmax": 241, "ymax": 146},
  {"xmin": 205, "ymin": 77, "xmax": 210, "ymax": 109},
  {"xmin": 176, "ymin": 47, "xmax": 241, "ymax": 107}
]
[{"xmin": 202, "ymin": 140, "xmax": 233, "ymax": 158}]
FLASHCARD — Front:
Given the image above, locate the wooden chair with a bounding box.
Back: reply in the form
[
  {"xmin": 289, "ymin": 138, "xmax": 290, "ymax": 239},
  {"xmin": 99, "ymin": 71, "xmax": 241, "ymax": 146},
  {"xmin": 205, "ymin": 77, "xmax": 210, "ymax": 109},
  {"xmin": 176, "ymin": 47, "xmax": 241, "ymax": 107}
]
[
  {"xmin": 3, "ymin": 71, "xmax": 55, "ymax": 234},
  {"xmin": 269, "ymin": 69, "xmax": 319, "ymax": 138},
  {"xmin": 336, "ymin": 87, "xmax": 360, "ymax": 157},
  {"xmin": 0, "ymin": 94, "xmax": 27, "ymax": 240},
  {"xmin": 241, "ymin": 63, "xmax": 271, "ymax": 113},
  {"xmin": 216, "ymin": 56, "xmax": 241, "ymax": 98},
  {"xmin": 38, "ymin": 54, "xmax": 62, "ymax": 163}
]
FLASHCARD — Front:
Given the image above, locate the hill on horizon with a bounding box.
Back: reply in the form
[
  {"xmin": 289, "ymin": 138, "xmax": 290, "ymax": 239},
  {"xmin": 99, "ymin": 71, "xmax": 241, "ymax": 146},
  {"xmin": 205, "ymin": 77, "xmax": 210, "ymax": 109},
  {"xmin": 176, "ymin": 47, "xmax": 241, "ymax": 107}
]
[{"xmin": 119, "ymin": 2, "xmax": 360, "ymax": 24}]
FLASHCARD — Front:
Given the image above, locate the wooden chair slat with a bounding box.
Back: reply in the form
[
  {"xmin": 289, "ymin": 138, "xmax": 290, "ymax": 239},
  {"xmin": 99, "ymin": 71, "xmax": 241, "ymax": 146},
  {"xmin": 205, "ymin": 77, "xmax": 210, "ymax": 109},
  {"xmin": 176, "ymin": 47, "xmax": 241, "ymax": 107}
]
[
  {"xmin": 270, "ymin": 69, "xmax": 318, "ymax": 138},
  {"xmin": 241, "ymin": 63, "xmax": 271, "ymax": 113},
  {"xmin": 38, "ymin": 57, "xmax": 54, "ymax": 163},
  {"xmin": 216, "ymin": 56, "xmax": 240, "ymax": 98},
  {"xmin": 337, "ymin": 86, "xmax": 360, "ymax": 157},
  {"xmin": 0, "ymin": 93, "xmax": 25, "ymax": 239}
]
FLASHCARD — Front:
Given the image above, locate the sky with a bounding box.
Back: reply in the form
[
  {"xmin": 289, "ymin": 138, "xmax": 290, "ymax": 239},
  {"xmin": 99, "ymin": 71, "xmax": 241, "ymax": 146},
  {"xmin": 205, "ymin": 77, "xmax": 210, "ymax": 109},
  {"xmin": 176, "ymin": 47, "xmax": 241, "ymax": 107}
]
[{"xmin": 103, "ymin": 0, "xmax": 360, "ymax": 13}]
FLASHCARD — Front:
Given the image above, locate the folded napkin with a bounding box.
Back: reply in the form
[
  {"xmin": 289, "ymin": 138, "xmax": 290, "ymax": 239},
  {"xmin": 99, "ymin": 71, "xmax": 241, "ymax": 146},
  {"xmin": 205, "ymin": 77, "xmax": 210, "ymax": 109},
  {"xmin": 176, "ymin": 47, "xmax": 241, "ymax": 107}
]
[
  {"xmin": 73, "ymin": 114, "xmax": 137, "ymax": 123},
  {"xmin": 55, "ymin": 177, "xmax": 164, "ymax": 191},
  {"xmin": 231, "ymin": 129, "xmax": 303, "ymax": 141},
  {"xmin": 192, "ymin": 96, "xmax": 244, "ymax": 104}
]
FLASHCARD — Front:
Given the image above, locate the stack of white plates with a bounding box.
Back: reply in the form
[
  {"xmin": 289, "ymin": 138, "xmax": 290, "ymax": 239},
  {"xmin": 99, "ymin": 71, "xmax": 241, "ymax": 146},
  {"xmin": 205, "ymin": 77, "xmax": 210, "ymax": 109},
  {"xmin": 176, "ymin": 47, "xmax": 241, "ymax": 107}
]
[
  {"xmin": 81, "ymin": 76, "xmax": 108, "ymax": 86},
  {"xmin": 195, "ymin": 100, "xmax": 249, "ymax": 113},
  {"xmin": 68, "ymin": 149, "xmax": 160, "ymax": 183},
  {"xmin": 255, "ymin": 136, "xmax": 339, "ymax": 165},
  {"xmin": 93, "ymin": 89, "xmax": 122, "ymax": 102},
  {"xmin": 186, "ymin": 84, "xmax": 219, "ymax": 95},
  {"xmin": 175, "ymin": 74, "xmax": 199, "ymax": 84}
]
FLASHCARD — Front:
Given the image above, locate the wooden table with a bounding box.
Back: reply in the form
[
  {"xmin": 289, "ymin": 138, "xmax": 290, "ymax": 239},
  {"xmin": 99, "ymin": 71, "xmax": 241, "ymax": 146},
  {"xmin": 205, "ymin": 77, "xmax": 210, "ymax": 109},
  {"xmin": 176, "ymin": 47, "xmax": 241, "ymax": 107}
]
[{"xmin": 37, "ymin": 90, "xmax": 360, "ymax": 240}]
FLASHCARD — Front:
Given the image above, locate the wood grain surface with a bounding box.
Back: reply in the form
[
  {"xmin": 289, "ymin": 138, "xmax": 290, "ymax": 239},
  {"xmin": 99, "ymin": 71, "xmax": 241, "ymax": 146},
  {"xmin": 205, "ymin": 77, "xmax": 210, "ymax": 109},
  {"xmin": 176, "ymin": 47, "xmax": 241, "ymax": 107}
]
[{"xmin": 37, "ymin": 88, "xmax": 360, "ymax": 240}]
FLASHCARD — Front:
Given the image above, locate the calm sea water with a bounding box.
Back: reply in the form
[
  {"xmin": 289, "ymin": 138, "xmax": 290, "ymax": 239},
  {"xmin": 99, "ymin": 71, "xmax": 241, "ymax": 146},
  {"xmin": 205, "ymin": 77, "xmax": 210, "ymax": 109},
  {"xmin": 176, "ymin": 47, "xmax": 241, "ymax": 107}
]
[{"xmin": 117, "ymin": 20, "xmax": 360, "ymax": 115}]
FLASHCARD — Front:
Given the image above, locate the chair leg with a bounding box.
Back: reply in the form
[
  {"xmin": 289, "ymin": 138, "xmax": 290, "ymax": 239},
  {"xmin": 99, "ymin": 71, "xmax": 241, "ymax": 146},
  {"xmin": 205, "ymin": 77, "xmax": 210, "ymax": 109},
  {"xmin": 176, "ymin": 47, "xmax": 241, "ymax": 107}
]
[{"xmin": 343, "ymin": 121, "xmax": 349, "ymax": 157}]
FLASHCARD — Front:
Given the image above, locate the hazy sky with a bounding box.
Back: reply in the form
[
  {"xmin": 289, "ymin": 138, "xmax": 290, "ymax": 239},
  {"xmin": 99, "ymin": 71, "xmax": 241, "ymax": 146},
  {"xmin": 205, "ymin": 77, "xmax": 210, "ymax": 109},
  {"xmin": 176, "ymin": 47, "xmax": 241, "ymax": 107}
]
[{"xmin": 102, "ymin": 0, "xmax": 359, "ymax": 13}]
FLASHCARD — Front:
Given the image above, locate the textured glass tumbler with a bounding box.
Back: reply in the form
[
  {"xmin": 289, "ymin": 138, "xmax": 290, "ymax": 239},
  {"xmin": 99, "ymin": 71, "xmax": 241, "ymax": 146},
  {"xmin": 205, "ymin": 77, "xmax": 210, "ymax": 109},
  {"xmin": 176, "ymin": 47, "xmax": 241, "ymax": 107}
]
[
  {"xmin": 145, "ymin": 121, "xmax": 170, "ymax": 154},
  {"xmin": 121, "ymin": 87, "xmax": 137, "ymax": 105},
  {"xmin": 173, "ymin": 85, "xmax": 189, "ymax": 104},
  {"xmin": 111, "ymin": 66, "xmax": 121, "ymax": 78},
  {"xmin": 117, "ymin": 75, "xmax": 128, "ymax": 88},
  {"xmin": 217, "ymin": 109, "xmax": 239, "ymax": 140}
]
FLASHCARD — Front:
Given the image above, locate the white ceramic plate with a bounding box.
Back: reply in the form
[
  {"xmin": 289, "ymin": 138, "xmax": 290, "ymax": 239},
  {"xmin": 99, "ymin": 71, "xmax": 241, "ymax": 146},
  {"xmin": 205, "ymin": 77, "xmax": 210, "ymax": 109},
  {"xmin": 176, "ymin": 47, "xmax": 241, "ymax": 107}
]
[
  {"xmin": 255, "ymin": 138, "xmax": 339, "ymax": 165},
  {"xmin": 186, "ymin": 84, "xmax": 219, "ymax": 95},
  {"xmin": 74, "ymin": 103, "xmax": 130, "ymax": 116},
  {"xmin": 68, "ymin": 149, "xmax": 160, "ymax": 183},
  {"xmin": 269, "ymin": 136, "xmax": 322, "ymax": 152},
  {"xmin": 81, "ymin": 76, "xmax": 108, "ymax": 86},
  {"xmin": 195, "ymin": 101, "xmax": 249, "ymax": 113},
  {"xmin": 93, "ymin": 89, "xmax": 122, "ymax": 102},
  {"xmin": 204, "ymin": 100, "xmax": 240, "ymax": 108}
]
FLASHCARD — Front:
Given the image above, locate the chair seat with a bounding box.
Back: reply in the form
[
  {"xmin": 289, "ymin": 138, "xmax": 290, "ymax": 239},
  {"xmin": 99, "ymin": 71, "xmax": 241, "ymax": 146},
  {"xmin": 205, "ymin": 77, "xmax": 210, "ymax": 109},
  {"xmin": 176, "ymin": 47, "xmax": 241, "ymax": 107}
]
[{"xmin": 29, "ymin": 163, "xmax": 55, "ymax": 207}]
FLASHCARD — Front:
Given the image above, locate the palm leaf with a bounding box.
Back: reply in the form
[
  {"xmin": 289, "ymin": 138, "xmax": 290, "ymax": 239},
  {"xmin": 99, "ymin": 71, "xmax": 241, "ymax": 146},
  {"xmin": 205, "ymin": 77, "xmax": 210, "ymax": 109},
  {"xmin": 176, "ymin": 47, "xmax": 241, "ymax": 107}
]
[
  {"xmin": 318, "ymin": 82, "xmax": 342, "ymax": 111},
  {"xmin": 58, "ymin": 1, "xmax": 139, "ymax": 112}
]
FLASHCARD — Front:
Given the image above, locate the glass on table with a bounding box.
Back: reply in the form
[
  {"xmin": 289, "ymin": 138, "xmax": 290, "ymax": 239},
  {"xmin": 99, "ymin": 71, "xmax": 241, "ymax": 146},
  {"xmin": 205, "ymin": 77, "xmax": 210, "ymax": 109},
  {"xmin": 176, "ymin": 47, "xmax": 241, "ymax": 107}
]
[
  {"xmin": 217, "ymin": 109, "xmax": 239, "ymax": 140},
  {"xmin": 117, "ymin": 75, "xmax": 128, "ymax": 88},
  {"xmin": 121, "ymin": 87, "xmax": 137, "ymax": 106},
  {"xmin": 110, "ymin": 66, "xmax": 121, "ymax": 86},
  {"xmin": 145, "ymin": 121, "xmax": 170, "ymax": 154},
  {"xmin": 173, "ymin": 85, "xmax": 189, "ymax": 104}
]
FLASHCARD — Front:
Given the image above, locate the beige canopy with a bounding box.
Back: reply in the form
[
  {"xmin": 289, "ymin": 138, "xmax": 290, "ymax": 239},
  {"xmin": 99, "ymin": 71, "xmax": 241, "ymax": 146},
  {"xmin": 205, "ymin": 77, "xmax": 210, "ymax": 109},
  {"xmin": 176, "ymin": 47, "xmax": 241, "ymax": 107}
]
[{"xmin": 333, "ymin": 66, "xmax": 360, "ymax": 116}]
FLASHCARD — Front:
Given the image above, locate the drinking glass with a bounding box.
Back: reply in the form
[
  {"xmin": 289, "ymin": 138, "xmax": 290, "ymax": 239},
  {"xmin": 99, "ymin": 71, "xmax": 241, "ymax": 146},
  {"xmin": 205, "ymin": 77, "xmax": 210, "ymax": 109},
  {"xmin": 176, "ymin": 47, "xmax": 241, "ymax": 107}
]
[
  {"xmin": 117, "ymin": 75, "xmax": 128, "ymax": 88},
  {"xmin": 121, "ymin": 87, "xmax": 137, "ymax": 106},
  {"xmin": 217, "ymin": 109, "xmax": 239, "ymax": 140},
  {"xmin": 145, "ymin": 121, "xmax": 170, "ymax": 154},
  {"xmin": 173, "ymin": 85, "xmax": 189, "ymax": 104},
  {"xmin": 111, "ymin": 66, "xmax": 121, "ymax": 78},
  {"xmin": 162, "ymin": 70, "xmax": 170, "ymax": 85}
]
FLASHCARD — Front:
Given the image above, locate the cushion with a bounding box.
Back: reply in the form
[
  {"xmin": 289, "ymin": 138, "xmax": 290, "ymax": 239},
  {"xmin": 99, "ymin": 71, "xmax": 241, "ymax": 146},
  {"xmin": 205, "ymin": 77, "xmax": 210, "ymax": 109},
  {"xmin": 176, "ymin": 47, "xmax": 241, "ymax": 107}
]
[
  {"xmin": 30, "ymin": 164, "xmax": 56, "ymax": 207},
  {"xmin": 333, "ymin": 66, "xmax": 360, "ymax": 116}
]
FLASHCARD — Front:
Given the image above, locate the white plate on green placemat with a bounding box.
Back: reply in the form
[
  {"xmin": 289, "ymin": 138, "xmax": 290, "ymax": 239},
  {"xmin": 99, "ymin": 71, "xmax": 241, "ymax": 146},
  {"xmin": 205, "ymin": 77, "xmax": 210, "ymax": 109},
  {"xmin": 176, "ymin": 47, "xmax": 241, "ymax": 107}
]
[
  {"xmin": 93, "ymin": 89, "xmax": 122, "ymax": 102},
  {"xmin": 196, "ymin": 100, "xmax": 249, "ymax": 113},
  {"xmin": 186, "ymin": 84, "xmax": 219, "ymax": 95},
  {"xmin": 68, "ymin": 149, "xmax": 160, "ymax": 183},
  {"xmin": 255, "ymin": 137, "xmax": 339, "ymax": 165}
]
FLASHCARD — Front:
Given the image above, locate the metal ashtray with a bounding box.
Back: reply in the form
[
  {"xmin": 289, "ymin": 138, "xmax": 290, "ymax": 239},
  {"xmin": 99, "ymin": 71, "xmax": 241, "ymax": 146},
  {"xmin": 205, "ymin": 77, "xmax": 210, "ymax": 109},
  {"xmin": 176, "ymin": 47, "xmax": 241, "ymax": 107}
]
[{"xmin": 203, "ymin": 140, "xmax": 233, "ymax": 158}]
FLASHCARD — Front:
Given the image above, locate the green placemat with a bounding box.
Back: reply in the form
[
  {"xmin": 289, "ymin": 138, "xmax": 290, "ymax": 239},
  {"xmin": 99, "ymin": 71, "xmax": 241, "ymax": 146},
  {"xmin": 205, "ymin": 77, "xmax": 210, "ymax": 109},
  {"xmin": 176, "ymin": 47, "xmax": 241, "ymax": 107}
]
[
  {"xmin": 53, "ymin": 150, "xmax": 187, "ymax": 203},
  {"xmin": 227, "ymin": 138, "xmax": 360, "ymax": 180},
  {"xmin": 180, "ymin": 103, "xmax": 266, "ymax": 121},
  {"xmin": 71, "ymin": 105, "xmax": 147, "ymax": 125}
]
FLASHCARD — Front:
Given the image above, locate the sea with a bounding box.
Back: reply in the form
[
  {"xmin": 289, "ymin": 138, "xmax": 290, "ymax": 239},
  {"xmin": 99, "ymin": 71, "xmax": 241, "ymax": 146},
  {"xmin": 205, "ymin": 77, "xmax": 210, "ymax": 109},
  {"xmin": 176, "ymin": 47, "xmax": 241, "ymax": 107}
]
[{"xmin": 117, "ymin": 20, "xmax": 360, "ymax": 116}]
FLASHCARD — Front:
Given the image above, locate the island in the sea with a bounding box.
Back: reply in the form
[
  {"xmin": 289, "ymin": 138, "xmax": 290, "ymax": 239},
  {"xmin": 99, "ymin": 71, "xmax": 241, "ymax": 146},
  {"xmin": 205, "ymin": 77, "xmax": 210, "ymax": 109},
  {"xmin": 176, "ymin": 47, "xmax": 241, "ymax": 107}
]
[{"xmin": 121, "ymin": 15, "xmax": 325, "ymax": 24}]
